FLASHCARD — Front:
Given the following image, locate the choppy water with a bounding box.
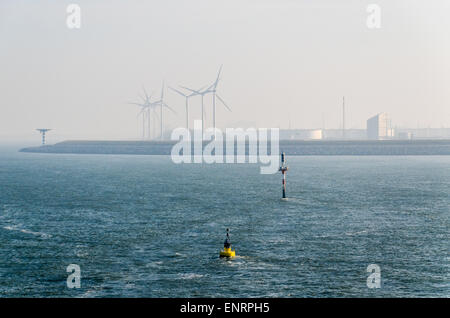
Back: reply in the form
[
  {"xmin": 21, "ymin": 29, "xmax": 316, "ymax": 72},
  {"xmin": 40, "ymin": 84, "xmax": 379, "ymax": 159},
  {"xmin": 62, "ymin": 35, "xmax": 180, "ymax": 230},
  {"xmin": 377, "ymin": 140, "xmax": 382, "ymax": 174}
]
[{"xmin": 0, "ymin": 146, "xmax": 449, "ymax": 297}]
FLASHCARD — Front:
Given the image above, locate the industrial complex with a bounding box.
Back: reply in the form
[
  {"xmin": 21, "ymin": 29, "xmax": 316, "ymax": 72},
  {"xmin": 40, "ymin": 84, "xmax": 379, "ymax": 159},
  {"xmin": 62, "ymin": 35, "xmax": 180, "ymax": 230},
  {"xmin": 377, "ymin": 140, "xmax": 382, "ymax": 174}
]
[{"xmin": 279, "ymin": 112, "xmax": 450, "ymax": 141}]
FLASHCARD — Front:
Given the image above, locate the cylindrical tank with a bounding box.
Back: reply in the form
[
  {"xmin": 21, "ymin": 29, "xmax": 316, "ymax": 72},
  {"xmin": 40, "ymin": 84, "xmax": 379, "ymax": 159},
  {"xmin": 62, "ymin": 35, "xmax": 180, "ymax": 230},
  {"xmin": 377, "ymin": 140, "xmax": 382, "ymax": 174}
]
[{"xmin": 307, "ymin": 129, "xmax": 323, "ymax": 140}]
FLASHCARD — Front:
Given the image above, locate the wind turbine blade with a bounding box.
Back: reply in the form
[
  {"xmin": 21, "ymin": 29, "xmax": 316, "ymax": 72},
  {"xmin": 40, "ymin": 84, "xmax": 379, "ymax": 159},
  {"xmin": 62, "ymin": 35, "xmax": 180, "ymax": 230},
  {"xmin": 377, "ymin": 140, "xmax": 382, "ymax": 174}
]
[
  {"xmin": 205, "ymin": 83, "xmax": 214, "ymax": 91},
  {"xmin": 197, "ymin": 85, "xmax": 208, "ymax": 92},
  {"xmin": 216, "ymin": 94, "xmax": 231, "ymax": 111},
  {"xmin": 180, "ymin": 85, "xmax": 201, "ymax": 94},
  {"xmin": 128, "ymin": 102, "xmax": 145, "ymax": 106},
  {"xmin": 169, "ymin": 86, "xmax": 187, "ymax": 97},
  {"xmin": 142, "ymin": 86, "xmax": 149, "ymax": 101},
  {"xmin": 161, "ymin": 81, "xmax": 165, "ymax": 100},
  {"xmin": 214, "ymin": 64, "xmax": 223, "ymax": 88},
  {"xmin": 163, "ymin": 103, "xmax": 177, "ymax": 114}
]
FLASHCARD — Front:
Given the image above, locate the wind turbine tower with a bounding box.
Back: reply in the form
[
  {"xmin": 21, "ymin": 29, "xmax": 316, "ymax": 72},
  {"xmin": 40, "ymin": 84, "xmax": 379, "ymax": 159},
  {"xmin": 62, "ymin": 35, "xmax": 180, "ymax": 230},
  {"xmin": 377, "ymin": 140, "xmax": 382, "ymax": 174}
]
[
  {"xmin": 142, "ymin": 87, "xmax": 154, "ymax": 140},
  {"xmin": 169, "ymin": 86, "xmax": 197, "ymax": 131},
  {"xmin": 36, "ymin": 129, "xmax": 51, "ymax": 145},
  {"xmin": 129, "ymin": 101, "xmax": 149, "ymax": 139},
  {"xmin": 153, "ymin": 82, "xmax": 176, "ymax": 140},
  {"xmin": 179, "ymin": 85, "xmax": 208, "ymax": 138},
  {"xmin": 204, "ymin": 65, "xmax": 231, "ymax": 132}
]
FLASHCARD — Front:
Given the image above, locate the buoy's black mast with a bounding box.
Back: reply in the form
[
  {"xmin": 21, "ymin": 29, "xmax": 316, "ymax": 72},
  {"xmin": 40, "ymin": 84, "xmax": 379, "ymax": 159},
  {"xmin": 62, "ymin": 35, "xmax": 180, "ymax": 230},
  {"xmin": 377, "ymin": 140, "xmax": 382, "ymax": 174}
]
[
  {"xmin": 279, "ymin": 152, "xmax": 288, "ymax": 198},
  {"xmin": 224, "ymin": 228, "xmax": 231, "ymax": 249}
]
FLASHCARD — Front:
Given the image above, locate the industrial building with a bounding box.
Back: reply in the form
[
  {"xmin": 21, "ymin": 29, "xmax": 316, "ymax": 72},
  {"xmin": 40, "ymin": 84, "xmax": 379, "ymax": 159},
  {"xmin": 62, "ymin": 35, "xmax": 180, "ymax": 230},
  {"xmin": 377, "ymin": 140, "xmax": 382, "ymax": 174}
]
[
  {"xmin": 395, "ymin": 128, "xmax": 450, "ymax": 140},
  {"xmin": 367, "ymin": 113, "xmax": 395, "ymax": 140},
  {"xmin": 322, "ymin": 129, "xmax": 367, "ymax": 140},
  {"xmin": 279, "ymin": 129, "xmax": 323, "ymax": 140}
]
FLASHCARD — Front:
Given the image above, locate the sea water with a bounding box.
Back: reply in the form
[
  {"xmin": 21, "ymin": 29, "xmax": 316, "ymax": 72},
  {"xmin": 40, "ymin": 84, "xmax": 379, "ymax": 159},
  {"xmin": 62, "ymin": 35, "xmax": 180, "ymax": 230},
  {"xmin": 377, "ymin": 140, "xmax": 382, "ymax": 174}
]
[{"xmin": 0, "ymin": 145, "xmax": 448, "ymax": 297}]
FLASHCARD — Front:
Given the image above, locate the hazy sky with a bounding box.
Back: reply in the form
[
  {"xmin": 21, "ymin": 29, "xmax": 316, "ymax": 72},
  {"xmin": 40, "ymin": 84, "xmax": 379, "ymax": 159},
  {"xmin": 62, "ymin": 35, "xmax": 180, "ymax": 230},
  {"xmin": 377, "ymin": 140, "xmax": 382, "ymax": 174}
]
[{"xmin": 1, "ymin": 0, "xmax": 449, "ymax": 142}]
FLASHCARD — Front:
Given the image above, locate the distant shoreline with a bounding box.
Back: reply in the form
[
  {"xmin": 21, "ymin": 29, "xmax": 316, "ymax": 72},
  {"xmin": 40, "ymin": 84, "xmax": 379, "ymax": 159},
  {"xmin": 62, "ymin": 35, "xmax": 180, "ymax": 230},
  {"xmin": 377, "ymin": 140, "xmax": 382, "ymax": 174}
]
[{"xmin": 19, "ymin": 139, "xmax": 450, "ymax": 156}]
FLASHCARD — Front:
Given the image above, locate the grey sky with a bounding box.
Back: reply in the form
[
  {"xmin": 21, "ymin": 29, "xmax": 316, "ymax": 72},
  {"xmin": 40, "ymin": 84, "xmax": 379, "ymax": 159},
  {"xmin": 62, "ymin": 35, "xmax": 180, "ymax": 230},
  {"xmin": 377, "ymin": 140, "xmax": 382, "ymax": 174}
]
[{"xmin": 1, "ymin": 0, "xmax": 449, "ymax": 142}]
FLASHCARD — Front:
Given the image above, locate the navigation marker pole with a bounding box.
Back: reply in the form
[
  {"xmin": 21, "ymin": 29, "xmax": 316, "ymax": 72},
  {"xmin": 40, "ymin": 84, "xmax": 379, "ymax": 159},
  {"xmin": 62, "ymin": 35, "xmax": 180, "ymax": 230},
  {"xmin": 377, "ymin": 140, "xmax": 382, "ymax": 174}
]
[
  {"xmin": 36, "ymin": 129, "xmax": 51, "ymax": 145},
  {"xmin": 279, "ymin": 152, "xmax": 288, "ymax": 199}
]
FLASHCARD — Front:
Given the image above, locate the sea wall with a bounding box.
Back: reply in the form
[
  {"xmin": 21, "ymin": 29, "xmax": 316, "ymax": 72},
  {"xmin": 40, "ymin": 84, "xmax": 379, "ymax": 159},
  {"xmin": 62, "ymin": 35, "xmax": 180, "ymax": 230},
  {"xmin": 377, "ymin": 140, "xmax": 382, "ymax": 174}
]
[{"xmin": 19, "ymin": 140, "xmax": 450, "ymax": 156}]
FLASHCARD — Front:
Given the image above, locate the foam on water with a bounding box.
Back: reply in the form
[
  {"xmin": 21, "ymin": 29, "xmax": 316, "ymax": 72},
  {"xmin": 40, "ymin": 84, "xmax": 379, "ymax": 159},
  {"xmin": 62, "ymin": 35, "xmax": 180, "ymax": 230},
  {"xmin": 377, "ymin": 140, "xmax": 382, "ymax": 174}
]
[{"xmin": 3, "ymin": 225, "xmax": 52, "ymax": 239}]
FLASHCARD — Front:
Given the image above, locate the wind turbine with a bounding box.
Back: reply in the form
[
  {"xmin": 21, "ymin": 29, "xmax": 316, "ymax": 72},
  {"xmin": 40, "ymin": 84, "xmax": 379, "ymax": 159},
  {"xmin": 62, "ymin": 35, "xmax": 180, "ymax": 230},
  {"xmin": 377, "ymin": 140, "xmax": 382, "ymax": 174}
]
[
  {"xmin": 204, "ymin": 65, "xmax": 231, "ymax": 132},
  {"xmin": 180, "ymin": 66, "xmax": 231, "ymax": 139},
  {"xmin": 152, "ymin": 82, "xmax": 176, "ymax": 140},
  {"xmin": 128, "ymin": 87, "xmax": 154, "ymax": 139},
  {"xmin": 169, "ymin": 85, "xmax": 206, "ymax": 131},
  {"xmin": 142, "ymin": 86, "xmax": 154, "ymax": 140},
  {"xmin": 178, "ymin": 85, "xmax": 210, "ymax": 138},
  {"xmin": 134, "ymin": 103, "xmax": 149, "ymax": 139}
]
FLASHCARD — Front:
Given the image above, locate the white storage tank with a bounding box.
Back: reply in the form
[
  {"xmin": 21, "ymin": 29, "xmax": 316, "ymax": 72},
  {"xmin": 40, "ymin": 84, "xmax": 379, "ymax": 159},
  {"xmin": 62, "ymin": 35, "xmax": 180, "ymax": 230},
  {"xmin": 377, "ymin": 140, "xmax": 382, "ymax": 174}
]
[{"xmin": 307, "ymin": 129, "xmax": 323, "ymax": 140}]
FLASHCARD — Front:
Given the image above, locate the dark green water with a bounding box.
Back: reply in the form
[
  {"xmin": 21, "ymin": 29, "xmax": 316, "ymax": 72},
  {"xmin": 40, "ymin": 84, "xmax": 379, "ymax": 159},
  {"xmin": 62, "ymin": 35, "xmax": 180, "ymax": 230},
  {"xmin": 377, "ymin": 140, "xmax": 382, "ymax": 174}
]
[{"xmin": 0, "ymin": 146, "xmax": 448, "ymax": 297}]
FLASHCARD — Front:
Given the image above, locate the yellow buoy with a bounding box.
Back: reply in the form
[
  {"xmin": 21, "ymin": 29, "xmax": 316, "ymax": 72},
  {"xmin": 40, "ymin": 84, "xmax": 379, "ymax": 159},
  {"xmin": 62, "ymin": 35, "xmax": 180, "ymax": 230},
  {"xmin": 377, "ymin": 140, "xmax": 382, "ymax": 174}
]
[
  {"xmin": 220, "ymin": 247, "xmax": 236, "ymax": 258},
  {"xmin": 220, "ymin": 228, "xmax": 236, "ymax": 258}
]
